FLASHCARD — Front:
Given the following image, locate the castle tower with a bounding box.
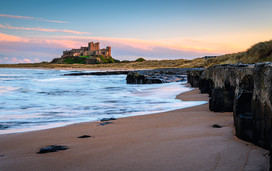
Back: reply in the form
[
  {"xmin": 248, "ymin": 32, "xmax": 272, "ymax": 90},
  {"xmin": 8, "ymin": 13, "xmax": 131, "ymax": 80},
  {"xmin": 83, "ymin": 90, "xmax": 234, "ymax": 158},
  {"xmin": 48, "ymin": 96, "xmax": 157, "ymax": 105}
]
[
  {"xmin": 88, "ymin": 42, "xmax": 100, "ymax": 51},
  {"xmin": 106, "ymin": 46, "xmax": 111, "ymax": 56},
  {"xmin": 88, "ymin": 42, "xmax": 93, "ymax": 51},
  {"xmin": 94, "ymin": 42, "xmax": 100, "ymax": 50}
]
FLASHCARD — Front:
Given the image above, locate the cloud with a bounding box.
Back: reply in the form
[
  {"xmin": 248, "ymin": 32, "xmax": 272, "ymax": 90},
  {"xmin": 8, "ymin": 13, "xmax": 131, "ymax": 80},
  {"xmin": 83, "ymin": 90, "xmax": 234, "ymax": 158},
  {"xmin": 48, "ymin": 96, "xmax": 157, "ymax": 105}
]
[
  {"xmin": 0, "ymin": 24, "xmax": 89, "ymax": 35},
  {"xmin": 0, "ymin": 14, "xmax": 69, "ymax": 23},
  {"xmin": 1, "ymin": 32, "xmax": 254, "ymax": 63},
  {"xmin": 60, "ymin": 36, "xmax": 218, "ymax": 53},
  {"xmin": 0, "ymin": 57, "xmax": 33, "ymax": 64},
  {"xmin": 0, "ymin": 32, "xmax": 27, "ymax": 42}
]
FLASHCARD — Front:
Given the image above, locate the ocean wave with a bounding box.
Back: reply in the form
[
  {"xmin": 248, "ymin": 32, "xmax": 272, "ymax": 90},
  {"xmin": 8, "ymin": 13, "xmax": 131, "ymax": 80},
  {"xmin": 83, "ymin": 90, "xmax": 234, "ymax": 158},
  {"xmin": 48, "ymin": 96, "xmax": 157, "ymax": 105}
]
[
  {"xmin": 0, "ymin": 68, "xmax": 207, "ymax": 134},
  {"xmin": 33, "ymin": 77, "xmax": 69, "ymax": 82}
]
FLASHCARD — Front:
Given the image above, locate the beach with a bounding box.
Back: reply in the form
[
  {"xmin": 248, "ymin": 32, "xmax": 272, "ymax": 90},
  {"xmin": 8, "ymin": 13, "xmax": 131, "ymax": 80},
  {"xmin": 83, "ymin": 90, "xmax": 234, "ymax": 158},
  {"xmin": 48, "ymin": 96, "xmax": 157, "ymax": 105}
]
[{"xmin": 0, "ymin": 87, "xmax": 269, "ymax": 170}]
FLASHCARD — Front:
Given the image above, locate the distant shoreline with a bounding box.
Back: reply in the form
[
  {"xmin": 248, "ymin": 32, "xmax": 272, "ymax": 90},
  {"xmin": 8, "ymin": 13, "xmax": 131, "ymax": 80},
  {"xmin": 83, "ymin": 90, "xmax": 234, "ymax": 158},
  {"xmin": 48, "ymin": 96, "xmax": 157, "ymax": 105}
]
[{"xmin": 0, "ymin": 57, "xmax": 206, "ymax": 70}]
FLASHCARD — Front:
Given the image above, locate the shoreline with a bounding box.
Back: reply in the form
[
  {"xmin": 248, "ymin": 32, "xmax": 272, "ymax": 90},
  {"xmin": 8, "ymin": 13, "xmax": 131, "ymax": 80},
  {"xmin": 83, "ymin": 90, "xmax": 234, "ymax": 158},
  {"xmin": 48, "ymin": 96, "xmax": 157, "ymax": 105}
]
[
  {"xmin": 0, "ymin": 81, "xmax": 201, "ymax": 135},
  {"xmin": 0, "ymin": 87, "xmax": 269, "ymax": 170},
  {"xmin": 0, "ymin": 82, "xmax": 204, "ymax": 135}
]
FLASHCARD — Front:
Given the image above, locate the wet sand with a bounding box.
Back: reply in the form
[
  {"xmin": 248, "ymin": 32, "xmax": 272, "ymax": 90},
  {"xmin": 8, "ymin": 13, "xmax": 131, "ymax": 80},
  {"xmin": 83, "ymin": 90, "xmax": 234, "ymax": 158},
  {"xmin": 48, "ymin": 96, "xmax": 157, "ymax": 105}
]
[{"xmin": 0, "ymin": 88, "xmax": 269, "ymax": 170}]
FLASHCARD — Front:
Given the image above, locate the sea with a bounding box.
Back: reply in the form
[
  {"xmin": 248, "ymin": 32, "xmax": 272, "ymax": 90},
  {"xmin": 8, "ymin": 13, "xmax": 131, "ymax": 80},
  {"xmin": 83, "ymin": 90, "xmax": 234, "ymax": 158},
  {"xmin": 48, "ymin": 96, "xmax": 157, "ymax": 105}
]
[{"xmin": 0, "ymin": 68, "xmax": 207, "ymax": 134}]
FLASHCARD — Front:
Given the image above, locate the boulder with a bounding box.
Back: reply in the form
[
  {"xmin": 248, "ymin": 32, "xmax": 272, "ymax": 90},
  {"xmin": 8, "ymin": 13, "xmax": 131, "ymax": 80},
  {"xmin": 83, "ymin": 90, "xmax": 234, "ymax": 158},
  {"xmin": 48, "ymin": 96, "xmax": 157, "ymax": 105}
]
[
  {"xmin": 187, "ymin": 69, "xmax": 205, "ymax": 87},
  {"xmin": 37, "ymin": 145, "xmax": 68, "ymax": 154},
  {"xmin": 188, "ymin": 63, "xmax": 272, "ymax": 151},
  {"xmin": 233, "ymin": 74, "xmax": 254, "ymax": 141},
  {"xmin": 251, "ymin": 62, "xmax": 272, "ymax": 149},
  {"xmin": 203, "ymin": 64, "xmax": 254, "ymax": 112}
]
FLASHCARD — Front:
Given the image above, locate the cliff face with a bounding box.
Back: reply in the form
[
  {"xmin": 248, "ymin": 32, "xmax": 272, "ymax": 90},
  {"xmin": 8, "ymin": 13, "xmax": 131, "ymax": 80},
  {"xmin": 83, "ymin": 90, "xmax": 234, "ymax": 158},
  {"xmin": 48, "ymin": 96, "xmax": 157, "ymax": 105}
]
[
  {"xmin": 208, "ymin": 65, "xmax": 254, "ymax": 112},
  {"xmin": 187, "ymin": 69, "xmax": 205, "ymax": 87},
  {"xmin": 187, "ymin": 62, "xmax": 272, "ymax": 151},
  {"xmin": 252, "ymin": 63, "xmax": 272, "ymax": 149},
  {"xmin": 188, "ymin": 64, "xmax": 254, "ymax": 112}
]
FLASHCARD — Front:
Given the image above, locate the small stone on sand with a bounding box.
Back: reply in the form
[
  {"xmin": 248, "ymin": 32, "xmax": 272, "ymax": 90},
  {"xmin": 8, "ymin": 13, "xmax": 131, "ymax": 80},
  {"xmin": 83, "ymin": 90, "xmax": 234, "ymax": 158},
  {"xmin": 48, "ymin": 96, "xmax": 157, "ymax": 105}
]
[
  {"xmin": 100, "ymin": 118, "xmax": 117, "ymax": 122},
  {"xmin": 37, "ymin": 145, "xmax": 68, "ymax": 154},
  {"xmin": 98, "ymin": 122, "xmax": 113, "ymax": 126},
  {"xmin": 78, "ymin": 135, "xmax": 92, "ymax": 138},
  {"xmin": 212, "ymin": 124, "xmax": 222, "ymax": 128}
]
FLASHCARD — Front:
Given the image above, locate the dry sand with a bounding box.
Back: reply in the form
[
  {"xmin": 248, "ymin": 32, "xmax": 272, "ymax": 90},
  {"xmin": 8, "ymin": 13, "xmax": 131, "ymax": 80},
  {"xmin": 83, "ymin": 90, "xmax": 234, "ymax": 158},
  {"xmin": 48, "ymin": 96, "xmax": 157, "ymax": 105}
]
[{"xmin": 0, "ymin": 88, "xmax": 269, "ymax": 171}]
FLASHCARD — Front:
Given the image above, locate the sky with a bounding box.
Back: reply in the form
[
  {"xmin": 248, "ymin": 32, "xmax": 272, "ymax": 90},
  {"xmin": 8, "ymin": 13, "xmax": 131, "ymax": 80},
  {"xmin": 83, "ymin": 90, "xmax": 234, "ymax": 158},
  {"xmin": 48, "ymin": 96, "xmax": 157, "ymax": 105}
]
[{"xmin": 0, "ymin": 0, "xmax": 272, "ymax": 63}]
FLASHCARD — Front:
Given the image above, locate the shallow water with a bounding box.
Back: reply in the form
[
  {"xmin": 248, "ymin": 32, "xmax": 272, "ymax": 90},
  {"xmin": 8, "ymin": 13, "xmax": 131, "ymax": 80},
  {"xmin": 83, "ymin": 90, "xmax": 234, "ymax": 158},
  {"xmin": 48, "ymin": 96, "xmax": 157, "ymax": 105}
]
[{"xmin": 0, "ymin": 68, "xmax": 206, "ymax": 134}]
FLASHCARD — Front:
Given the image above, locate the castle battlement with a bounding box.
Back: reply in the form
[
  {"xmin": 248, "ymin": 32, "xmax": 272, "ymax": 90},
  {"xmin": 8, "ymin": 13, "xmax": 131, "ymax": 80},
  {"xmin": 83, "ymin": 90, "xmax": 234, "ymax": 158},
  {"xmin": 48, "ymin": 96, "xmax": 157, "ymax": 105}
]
[{"xmin": 62, "ymin": 42, "xmax": 111, "ymax": 57}]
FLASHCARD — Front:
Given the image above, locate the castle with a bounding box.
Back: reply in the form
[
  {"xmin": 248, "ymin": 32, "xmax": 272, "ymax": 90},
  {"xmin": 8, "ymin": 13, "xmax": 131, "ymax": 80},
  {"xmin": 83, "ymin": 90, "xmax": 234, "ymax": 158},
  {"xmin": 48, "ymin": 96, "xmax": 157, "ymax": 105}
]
[{"xmin": 62, "ymin": 42, "xmax": 111, "ymax": 57}]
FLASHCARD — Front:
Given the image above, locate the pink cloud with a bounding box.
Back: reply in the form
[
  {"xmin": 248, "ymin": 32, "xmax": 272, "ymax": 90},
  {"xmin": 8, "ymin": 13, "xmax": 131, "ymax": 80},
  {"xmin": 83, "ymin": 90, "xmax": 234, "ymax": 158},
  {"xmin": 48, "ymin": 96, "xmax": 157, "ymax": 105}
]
[
  {"xmin": 1, "ymin": 32, "xmax": 252, "ymax": 63},
  {"xmin": 0, "ymin": 24, "xmax": 89, "ymax": 35},
  {"xmin": 60, "ymin": 36, "xmax": 216, "ymax": 53},
  {"xmin": 0, "ymin": 32, "xmax": 27, "ymax": 42},
  {"xmin": 10, "ymin": 57, "xmax": 32, "ymax": 63},
  {"xmin": 0, "ymin": 14, "xmax": 69, "ymax": 23}
]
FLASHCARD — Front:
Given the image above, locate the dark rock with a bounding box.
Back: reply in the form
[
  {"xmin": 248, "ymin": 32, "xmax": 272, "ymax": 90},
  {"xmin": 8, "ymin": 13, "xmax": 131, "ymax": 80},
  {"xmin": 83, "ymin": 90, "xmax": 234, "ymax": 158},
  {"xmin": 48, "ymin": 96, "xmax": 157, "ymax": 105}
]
[
  {"xmin": 78, "ymin": 135, "xmax": 92, "ymax": 138},
  {"xmin": 98, "ymin": 122, "xmax": 113, "ymax": 126},
  {"xmin": 0, "ymin": 155, "xmax": 5, "ymax": 157},
  {"xmin": 100, "ymin": 118, "xmax": 117, "ymax": 122},
  {"xmin": 126, "ymin": 71, "xmax": 166, "ymax": 84},
  {"xmin": 126, "ymin": 68, "xmax": 194, "ymax": 84},
  {"xmin": 251, "ymin": 62, "xmax": 272, "ymax": 149},
  {"xmin": 200, "ymin": 64, "xmax": 254, "ymax": 112},
  {"xmin": 199, "ymin": 78, "xmax": 214, "ymax": 95},
  {"xmin": 0, "ymin": 124, "xmax": 9, "ymax": 130},
  {"xmin": 188, "ymin": 62, "xmax": 272, "ymax": 153},
  {"xmin": 37, "ymin": 145, "xmax": 68, "ymax": 154},
  {"xmin": 187, "ymin": 69, "xmax": 206, "ymax": 87},
  {"xmin": 212, "ymin": 124, "xmax": 222, "ymax": 128},
  {"xmin": 187, "ymin": 69, "xmax": 214, "ymax": 95},
  {"xmin": 235, "ymin": 113, "xmax": 253, "ymax": 141},
  {"xmin": 270, "ymin": 149, "xmax": 272, "ymax": 171},
  {"xmin": 233, "ymin": 74, "xmax": 254, "ymax": 142}
]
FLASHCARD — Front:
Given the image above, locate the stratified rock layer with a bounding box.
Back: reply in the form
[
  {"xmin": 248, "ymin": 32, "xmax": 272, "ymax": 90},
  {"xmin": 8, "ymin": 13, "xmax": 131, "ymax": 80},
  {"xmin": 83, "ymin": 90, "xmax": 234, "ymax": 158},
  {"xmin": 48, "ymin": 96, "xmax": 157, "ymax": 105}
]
[
  {"xmin": 252, "ymin": 63, "xmax": 272, "ymax": 149},
  {"xmin": 188, "ymin": 62, "xmax": 272, "ymax": 152}
]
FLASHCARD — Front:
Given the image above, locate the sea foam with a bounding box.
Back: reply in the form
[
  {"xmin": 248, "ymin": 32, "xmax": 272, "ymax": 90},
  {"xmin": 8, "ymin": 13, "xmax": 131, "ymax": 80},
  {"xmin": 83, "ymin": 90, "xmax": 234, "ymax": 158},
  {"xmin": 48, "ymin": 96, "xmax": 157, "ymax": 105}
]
[{"xmin": 0, "ymin": 68, "xmax": 206, "ymax": 134}]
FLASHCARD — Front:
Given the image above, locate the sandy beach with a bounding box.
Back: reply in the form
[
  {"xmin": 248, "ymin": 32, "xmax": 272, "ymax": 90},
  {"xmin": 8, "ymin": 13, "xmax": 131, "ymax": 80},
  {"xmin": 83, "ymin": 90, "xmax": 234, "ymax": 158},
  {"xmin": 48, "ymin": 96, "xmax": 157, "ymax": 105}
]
[{"xmin": 0, "ymin": 87, "xmax": 269, "ymax": 171}]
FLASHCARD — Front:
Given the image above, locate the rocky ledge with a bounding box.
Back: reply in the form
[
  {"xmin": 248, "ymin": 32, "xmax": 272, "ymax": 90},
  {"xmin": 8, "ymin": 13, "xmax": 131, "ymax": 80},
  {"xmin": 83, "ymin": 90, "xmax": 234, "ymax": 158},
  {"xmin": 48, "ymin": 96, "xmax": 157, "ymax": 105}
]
[
  {"xmin": 126, "ymin": 68, "xmax": 201, "ymax": 84},
  {"xmin": 187, "ymin": 63, "xmax": 272, "ymax": 153}
]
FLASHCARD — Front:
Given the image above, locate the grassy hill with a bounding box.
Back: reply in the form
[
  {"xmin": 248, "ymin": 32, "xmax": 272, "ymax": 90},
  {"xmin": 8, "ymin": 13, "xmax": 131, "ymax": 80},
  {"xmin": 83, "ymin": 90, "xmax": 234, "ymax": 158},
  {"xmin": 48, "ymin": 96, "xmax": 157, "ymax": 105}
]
[{"xmin": 207, "ymin": 40, "xmax": 272, "ymax": 65}]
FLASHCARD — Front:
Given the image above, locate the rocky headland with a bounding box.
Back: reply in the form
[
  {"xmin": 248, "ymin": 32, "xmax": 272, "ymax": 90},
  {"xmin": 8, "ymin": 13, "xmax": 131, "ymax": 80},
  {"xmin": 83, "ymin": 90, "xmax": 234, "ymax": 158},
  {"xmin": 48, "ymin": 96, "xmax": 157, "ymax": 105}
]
[{"xmin": 187, "ymin": 62, "xmax": 272, "ymax": 162}]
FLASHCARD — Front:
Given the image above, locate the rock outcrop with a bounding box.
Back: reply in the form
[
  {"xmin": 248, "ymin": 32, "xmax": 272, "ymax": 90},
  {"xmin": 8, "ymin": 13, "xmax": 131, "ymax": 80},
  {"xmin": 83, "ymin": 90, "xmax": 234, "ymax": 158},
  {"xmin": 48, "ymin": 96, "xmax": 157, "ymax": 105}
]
[
  {"xmin": 188, "ymin": 64, "xmax": 254, "ymax": 112},
  {"xmin": 187, "ymin": 69, "xmax": 205, "ymax": 87},
  {"xmin": 251, "ymin": 62, "xmax": 272, "ymax": 149},
  {"xmin": 188, "ymin": 62, "xmax": 272, "ymax": 152},
  {"xmin": 127, "ymin": 68, "xmax": 201, "ymax": 84}
]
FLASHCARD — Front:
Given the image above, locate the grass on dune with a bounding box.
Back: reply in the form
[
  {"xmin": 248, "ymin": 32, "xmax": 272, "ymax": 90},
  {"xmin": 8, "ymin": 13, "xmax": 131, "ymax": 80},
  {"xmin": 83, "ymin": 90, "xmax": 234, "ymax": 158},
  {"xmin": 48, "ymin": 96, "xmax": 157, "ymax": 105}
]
[{"xmin": 207, "ymin": 40, "xmax": 272, "ymax": 66}]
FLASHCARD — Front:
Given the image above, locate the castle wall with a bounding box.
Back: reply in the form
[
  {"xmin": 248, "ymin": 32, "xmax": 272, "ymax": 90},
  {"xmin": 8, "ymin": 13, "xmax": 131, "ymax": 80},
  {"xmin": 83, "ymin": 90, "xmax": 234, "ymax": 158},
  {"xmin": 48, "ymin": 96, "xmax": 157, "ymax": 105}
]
[
  {"xmin": 88, "ymin": 42, "xmax": 100, "ymax": 51},
  {"xmin": 63, "ymin": 42, "xmax": 111, "ymax": 57}
]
